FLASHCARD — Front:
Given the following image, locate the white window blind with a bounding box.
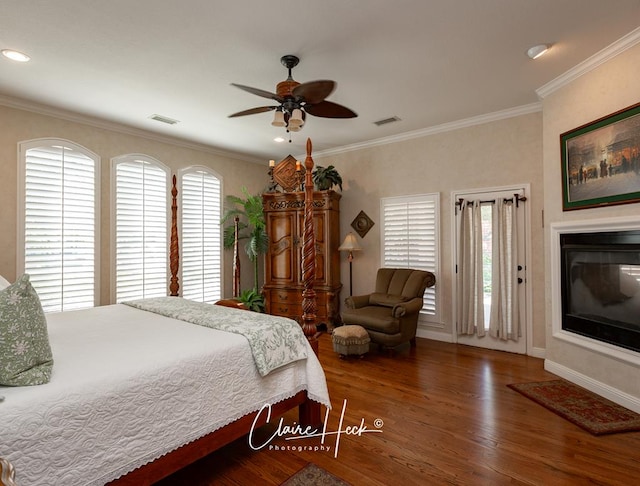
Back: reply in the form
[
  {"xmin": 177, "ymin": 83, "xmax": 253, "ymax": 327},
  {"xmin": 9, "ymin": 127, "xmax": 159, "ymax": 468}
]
[
  {"xmin": 180, "ymin": 168, "xmax": 222, "ymax": 303},
  {"xmin": 114, "ymin": 156, "xmax": 168, "ymax": 302},
  {"xmin": 21, "ymin": 142, "xmax": 98, "ymax": 312},
  {"xmin": 381, "ymin": 194, "xmax": 439, "ymax": 320}
]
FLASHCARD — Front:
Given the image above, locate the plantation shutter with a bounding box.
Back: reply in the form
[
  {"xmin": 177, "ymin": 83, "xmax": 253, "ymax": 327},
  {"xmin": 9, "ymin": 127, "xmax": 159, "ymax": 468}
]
[
  {"xmin": 180, "ymin": 169, "xmax": 222, "ymax": 303},
  {"xmin": 22, "ymin": 143, "xmax": 98, "ymax": 312},
  {"xmin": 114, "ymin": 157, "xmax": 168, "ymax": 302},
  {"xmin": 381, "ymin": 194, "xmax": 439, "ymax": 320}
]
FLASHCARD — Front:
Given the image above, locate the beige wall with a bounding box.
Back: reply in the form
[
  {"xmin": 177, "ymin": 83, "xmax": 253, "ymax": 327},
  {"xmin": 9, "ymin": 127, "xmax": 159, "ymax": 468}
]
[
  {"xmin": 0, "ymin": 95, "xmax": 554, "ymax": 359},
  {"xmin": 0, "ymin": 104, "xmax": 268, "ymax": 304},
  {"xmin": 314, "ymin": 111, "xmax": 546, "ymax": 349},
  {"xmin": 542, "ymin": 43, "xmax": 640, "ymax": 398},
  {"xmin": 3, "ymin": 38, "xmax": 637, "ymax": 399}
]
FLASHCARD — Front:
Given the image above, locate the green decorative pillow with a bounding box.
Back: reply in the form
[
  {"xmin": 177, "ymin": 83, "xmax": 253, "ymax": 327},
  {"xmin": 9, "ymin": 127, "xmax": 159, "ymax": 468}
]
[{"xmin": 0, "ymin": 274, "xmax": 53, "ymax": 386}]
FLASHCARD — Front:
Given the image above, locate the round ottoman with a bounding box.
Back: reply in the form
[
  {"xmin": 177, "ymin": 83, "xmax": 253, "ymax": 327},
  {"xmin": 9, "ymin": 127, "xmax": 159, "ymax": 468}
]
[{"xmin": 332, "ymin": 325, "xmax": 370, "ymax": 358}]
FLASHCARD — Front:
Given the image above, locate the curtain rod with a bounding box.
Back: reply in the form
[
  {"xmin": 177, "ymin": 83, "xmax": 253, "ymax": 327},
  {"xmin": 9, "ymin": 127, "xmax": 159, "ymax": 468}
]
[{"xmin": 455, "ymin": 193, "xmax": 527, "ymax": 210}]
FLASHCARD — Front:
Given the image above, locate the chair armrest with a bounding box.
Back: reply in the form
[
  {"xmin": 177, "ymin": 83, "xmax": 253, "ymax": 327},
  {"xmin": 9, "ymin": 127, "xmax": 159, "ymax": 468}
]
[
  {"xmin": 345, "ymin": 294, "xmax": 370, "ymax": 309},
  {"xmin": 392, "ymin": 297, "xmax": 424, "ymax": 318},
  {"xmin": 424, "ymin": 271, "xmax": 436, "ymax": 288}
]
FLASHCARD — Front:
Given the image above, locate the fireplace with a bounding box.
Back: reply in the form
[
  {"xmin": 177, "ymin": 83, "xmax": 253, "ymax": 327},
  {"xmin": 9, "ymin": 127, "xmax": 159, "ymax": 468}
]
[{"xmin": 560, "ymin": 230, "xmax": 640, "ymax": 354}]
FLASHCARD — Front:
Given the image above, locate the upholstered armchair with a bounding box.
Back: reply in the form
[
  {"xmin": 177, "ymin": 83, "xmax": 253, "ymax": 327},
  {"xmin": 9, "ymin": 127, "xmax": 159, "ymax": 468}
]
[{"xmin": 341, "ymin": 268, "xmax": 436, "ymax": 351}]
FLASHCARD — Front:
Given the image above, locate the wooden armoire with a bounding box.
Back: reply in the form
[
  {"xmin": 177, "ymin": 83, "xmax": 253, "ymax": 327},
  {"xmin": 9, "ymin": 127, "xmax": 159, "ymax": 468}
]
[{"xmin": 262, "ymin": 190, "xmax": 342, "ymax": 326}]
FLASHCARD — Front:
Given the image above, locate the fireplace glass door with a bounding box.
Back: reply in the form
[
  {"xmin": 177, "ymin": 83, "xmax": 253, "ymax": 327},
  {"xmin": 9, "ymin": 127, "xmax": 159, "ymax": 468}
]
[{"xmin": 561, "ymin": 231, "xmax": 640, "ymax": 353}]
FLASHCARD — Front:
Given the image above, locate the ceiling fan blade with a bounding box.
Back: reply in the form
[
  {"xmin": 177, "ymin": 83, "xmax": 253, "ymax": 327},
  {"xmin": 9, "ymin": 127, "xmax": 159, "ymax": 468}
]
[
  {"xmin": 292, "ymin": 80, "xmax": 335, "ymax": 104},
  {"xmin": 231, "ymin": 83, "xmax": 283, "ymax": 102},
  {"xmin": 304, "ymin": 100, "xmax": 357, "ymax": 118},
  {"xmin": 228, "ymin": 106, "xmax": 277, "ymax": 118}
]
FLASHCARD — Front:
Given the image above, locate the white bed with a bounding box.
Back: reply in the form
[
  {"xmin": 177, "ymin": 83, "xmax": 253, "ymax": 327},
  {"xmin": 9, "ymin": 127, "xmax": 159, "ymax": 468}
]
[
  {"xmin": 1, "ymin": 139, "xmax": 329, "ymax": 486},
  {"xmin": 0, "ymin": 303, "xmax": 330, "ymax": 485}
]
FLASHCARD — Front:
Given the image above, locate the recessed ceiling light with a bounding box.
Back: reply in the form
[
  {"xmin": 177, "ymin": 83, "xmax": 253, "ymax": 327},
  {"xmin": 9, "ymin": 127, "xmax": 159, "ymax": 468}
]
[
  {"xmin": 527, "ymin": 44, "xmax": 550, "ymax": 60},
  {"xmin": 1, "ymin": 49, "xmax": 31, "ymax": 62},
  {"xmin": 274, "ymin": 137, "xmax": 285, "ymax": 143}
]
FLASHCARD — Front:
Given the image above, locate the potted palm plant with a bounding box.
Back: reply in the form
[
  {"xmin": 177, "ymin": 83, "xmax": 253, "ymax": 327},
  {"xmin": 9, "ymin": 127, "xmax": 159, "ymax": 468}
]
[
  {"xmin": 221, "ymin": 187, "xmax": 268, "ymax": 311},
  {"xmin": 312, "ymin": 165, "xmax": 343, "ymax": 191}
]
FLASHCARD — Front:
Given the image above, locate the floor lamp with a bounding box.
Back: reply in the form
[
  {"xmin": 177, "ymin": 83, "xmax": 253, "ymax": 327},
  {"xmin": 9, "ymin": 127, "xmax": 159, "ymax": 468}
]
[{"xmin": 338, "ymin": 232, "xmax": 362, "ymax": 296}]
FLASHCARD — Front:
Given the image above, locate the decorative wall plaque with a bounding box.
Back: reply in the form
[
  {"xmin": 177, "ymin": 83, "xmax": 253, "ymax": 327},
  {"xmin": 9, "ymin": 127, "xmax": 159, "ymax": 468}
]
[
  {"xmin": 351, "ymin": 210, "xmax": 374, "ymax": 238},
  {"xmin": 272, "ymin": 154, "xmax": 304, "ymax": 192}
]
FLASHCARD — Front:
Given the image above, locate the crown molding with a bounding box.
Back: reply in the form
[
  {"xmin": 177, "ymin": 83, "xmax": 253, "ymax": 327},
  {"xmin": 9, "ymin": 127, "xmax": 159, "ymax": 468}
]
[
  {"xmin": 536, "ymin": 26, "xmax": 640, "ymax": 99},
  {"xmin": 309, "ymin": 102, "xmax": 542, "ymax": 159},
  {"xmin": 0, "ymin": 94, "xmax": 264, "ymax": 164}
]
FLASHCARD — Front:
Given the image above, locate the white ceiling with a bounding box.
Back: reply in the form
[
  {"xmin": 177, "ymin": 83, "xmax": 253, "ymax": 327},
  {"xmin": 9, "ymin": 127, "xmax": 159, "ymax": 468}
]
[{"xmin": 1, "ymin": 1, "xmax": 640, "ymax": 163}]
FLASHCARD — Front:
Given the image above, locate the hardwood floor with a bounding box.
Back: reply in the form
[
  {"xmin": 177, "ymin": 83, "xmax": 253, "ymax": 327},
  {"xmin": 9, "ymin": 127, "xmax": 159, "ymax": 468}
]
[{"xmin": 157, "ymin": 334, "xmax": 640, "ymax": 485}]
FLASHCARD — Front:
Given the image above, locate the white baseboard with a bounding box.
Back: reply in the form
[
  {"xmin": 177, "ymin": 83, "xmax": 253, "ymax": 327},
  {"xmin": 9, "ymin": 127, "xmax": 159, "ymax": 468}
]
[
  {"xmin": 544, "ymin": 359, "xmax": 640, "ymax": 414},
  {"xmin": 417, "ymin": 328, "xmax": 547, "ymax": 359},
  {"xmin": 416, "ymin": 328, "xmax": 454, "ymax": 343},
  {"xmin": 529, "ymin": 346, "xmax": 546, "ymax": 359}
]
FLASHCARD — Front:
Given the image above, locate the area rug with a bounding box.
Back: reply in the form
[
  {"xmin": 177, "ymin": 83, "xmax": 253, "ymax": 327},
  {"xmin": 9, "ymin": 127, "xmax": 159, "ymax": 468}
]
[
  {"xmin": 508, "ymin": 379, "xmax": 640, "ymax": 435},
  {"xmin": 281, "ymin": 463, "xmax": 351, "ymax": 486}
]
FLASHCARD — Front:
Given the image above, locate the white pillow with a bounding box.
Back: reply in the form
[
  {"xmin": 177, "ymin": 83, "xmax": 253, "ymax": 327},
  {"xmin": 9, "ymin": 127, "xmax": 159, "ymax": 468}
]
[{"xmin": 0, "ymin": 275, "xmax": 10, "ymax": 290}]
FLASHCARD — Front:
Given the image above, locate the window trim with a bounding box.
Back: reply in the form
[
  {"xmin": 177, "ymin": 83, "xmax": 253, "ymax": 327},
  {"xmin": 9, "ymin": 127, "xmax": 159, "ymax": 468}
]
[
  {"xmin": 380, "ymin": 192, "xmax": 441, "ymax": 326},
  {"xmin": 178, "ymin": 165, "xmax": 224, "ymax": 302},
  {"xmin": 17, "ymin": 138, "xmax": 101, "ymax": 308},
  {"xmin": 110, "ymin": 154, "xmax": 170, "ymax": 303}
]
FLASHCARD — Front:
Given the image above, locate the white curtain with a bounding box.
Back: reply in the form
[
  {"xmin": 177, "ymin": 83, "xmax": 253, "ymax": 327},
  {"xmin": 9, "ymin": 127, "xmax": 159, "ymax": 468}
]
[
  {"xmin": 457, "ymin": 200, "xmax": 485, "ymax": 336},
  {"xmin": 488, "ymin": 200, "xmax": 520, "ymax": 341},
  {"xmin": 457, "ymin": 198, "xmax": 521, "ymax": 341}
]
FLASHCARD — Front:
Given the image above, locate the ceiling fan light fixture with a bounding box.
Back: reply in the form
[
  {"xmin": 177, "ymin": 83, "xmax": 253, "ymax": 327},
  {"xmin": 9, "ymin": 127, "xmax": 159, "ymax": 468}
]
[
  {"xmin": 271, "ymin": 110, "xmax": 286, "ymax": 127},
  {"xmin": 288, "ymin": 108, "xmax": 304, "ymax": 128},
  {"xmin": 527, "ymin": 44, "xmax": 550, "ymax": 60},
  {"xmin": 229, "ymin": 54, "xmax": 356, "ymax": 138}
]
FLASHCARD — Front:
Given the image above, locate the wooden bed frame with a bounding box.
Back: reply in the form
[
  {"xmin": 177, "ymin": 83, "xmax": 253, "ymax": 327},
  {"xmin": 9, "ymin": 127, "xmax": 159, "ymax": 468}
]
[{"xmin": 108, "ymin": 139, "xmax": 322, "ymax": 485}]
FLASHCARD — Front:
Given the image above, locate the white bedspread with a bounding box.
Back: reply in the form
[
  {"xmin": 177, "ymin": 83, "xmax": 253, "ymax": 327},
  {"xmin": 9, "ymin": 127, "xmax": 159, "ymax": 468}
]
[
  {"xmin": 0, "ymin": 304, "xmax": 330, "ymax": 485},
  {"xmin": 123, "ymin": 297, "xmax": 309, "ymax": 376}
]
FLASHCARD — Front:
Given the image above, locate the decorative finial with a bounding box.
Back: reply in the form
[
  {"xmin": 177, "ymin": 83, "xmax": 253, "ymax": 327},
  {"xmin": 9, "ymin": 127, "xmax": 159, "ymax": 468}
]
[{"xmin": 305, "ymin": 138, "xmax": 314, "ymax": 172}]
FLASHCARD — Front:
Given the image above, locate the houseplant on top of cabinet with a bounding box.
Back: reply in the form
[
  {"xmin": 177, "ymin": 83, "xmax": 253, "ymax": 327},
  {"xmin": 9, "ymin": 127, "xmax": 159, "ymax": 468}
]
[{"xmin": 312, "ymin": 165, "xmax": 342, "ymax": 191}]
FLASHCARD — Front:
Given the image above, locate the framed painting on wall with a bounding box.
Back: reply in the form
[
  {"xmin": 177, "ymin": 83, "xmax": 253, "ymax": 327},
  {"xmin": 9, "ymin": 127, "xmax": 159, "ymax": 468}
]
[{"xmin": 560, "ymin": 102, "xmax": 640, "ymax": 211}]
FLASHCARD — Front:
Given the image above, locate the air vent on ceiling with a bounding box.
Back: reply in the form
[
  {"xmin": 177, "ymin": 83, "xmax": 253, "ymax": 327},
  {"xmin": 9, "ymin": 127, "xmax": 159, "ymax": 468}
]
[
  {"xmin": 373, "ymin": 116, "xmax": 401, "ymax": 126},
  {"xmin": 149, "ymin": 114, "xmax": 180, "ymax": 125}
]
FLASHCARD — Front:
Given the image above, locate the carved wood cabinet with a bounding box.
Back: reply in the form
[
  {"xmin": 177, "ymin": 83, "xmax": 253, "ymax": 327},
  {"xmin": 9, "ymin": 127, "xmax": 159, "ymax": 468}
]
[{"xmin": 262, "ymin": 190, "xmax": 342, "ymax": 326}]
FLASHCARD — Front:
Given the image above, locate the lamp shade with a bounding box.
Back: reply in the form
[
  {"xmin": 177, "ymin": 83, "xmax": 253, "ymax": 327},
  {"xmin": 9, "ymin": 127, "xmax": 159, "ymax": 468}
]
[
  {"xmin": 338, "ymin": 232, "xmax": 362, "ymax": 252},
  {"xmin": 272, "ymin": 110, "xmax": 286, "ymax": 127},
  {"xmin": 288, "ymin": 108, "xmax": 304, "ymax": 127}
]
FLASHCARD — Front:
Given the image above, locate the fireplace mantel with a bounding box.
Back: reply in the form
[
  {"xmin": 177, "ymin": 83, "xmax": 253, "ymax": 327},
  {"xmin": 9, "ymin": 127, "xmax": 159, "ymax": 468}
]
[{"xmin": 550, "ymin": 216, "xmax": 640, "ymax": 367}]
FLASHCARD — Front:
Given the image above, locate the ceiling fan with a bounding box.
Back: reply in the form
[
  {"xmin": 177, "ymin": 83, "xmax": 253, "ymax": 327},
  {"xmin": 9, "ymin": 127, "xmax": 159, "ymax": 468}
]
[{"xmin": 228, "ymin": 55, "xmax": 357, "ymax": 133}]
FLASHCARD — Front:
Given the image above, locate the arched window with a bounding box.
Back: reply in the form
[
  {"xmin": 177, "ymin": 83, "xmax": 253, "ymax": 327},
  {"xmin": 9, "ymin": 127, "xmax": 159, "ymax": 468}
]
[
  {"xmin": 179, "ymin": 166, "xmax": 222, "ymax": 303},
  {"xmin": 112, "ymin": 154, "xmax": 169, "ymax": 302},
  {"xmin": 18, "ymin": 139, "xmax": 100, "ymax": 312}
]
